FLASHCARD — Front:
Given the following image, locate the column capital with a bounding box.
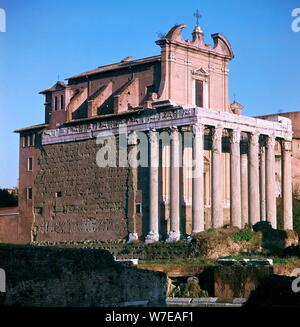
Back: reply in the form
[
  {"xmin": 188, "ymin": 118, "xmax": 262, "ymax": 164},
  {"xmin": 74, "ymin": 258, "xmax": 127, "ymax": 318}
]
[
  {"xmin": 266, "ymin": 134, "xmax": 276, "ymax": 149},
  {"xmin": 193, "ymin": 123, "xmax": 204, "ymax": 135},
  {"xmin": 249, "ymin": 130, "xmax": 260, "ymax": 147},
  {"xmin": 230, "ymin": 129, "xmax": 241, "ymax": 144},
  {"xmin": 128, "ymin": 131, "xmax": 139, "ymax": 146},
  {"xmin": 282, "ymin": 139, "xmax": 292, "ymax": 151},
  {"xmin": 212, "ymin": 125, "xmax": 223, "ymax": 143},
  {"xmin": 149, "ymin": 129, "xmax": 158, "ymax": 144}
]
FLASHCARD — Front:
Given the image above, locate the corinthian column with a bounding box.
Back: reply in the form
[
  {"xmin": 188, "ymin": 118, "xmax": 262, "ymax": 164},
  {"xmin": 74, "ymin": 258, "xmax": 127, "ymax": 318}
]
[
  {"xmin": 266, "ymin": 135, "xmax": 277, "ymax": 228},
  {"xmin": 282, "ymin": 140, "xmax": 293, "ymax": 230},
  {"xmin": 146, "ymin": 129, "xmax": 159, "ymax": 243},
  {"xmin": 167, "ymin": 127, "xmax": 181, "ymax": 242},
  {"xmin": 230, "ymin": 129, "xmax": 242, "ymax": 228},
  {"xmin": 240, "ymin": 138, "xmax": 249, "ymax": 227},
  {"xmin": 259, "ymin": 144, "xmax": 266, "ymax": 221},
  {"xmin": 127, "ymin": 131, "xmax": 139, "ymax": 243},
  {"xmin": 248, "ymin": 131, "xmax": 260, "ymax": 226},
  {"xmin": 212, "ymin": 126, "xmax": 223, "ymax": 228},
  {"xmin": 192, "ymin": 123, "xmax": 204, "ymax": 234}
]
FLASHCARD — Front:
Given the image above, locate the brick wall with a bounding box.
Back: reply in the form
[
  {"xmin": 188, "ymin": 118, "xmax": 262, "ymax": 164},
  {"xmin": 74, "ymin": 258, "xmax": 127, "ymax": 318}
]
[{"xmin": 0, "ymin": 207, "xmax": 19, "ymax": 244}]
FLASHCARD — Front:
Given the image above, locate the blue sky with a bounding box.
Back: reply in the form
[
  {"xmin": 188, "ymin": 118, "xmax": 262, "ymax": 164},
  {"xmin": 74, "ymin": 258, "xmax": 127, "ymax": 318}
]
[{"xmin": 0, "ymin": 0, "xmax": 299, "ymax": 188}]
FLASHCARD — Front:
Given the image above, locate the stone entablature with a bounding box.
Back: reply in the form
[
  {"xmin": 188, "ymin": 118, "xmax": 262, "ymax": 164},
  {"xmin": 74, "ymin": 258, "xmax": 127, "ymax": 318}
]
[{"xmin": 42, "ymin": 106, "xmax": 292, "ymax": 145}]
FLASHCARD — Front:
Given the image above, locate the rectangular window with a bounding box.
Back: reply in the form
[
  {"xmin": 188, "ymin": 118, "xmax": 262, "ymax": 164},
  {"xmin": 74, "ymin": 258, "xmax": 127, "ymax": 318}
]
[
  {"xmin": 60, "ymin": 95, "xmax": 64, "ymax": 110},
  {"xmin": 195, "ymin": 80, "xmax": 204, "ymax": 107},
  {"xmin": 22, "ymin": 136, "xmax": 26, "ymax": 147},
  {"xmin": 27, "ymin": 157, "xmax": 33, "ymax": 171},
  {"xmin": 27, "ymin": 187, "xmax": 33, "ymax": 200},
  {"xmin": 29, "ymin": 134, "xmax": 34, "ymax": 147},
  {"xmin": 54, "ymin": 96, "xmax": 58, "ymax": 111},
  {"xmin": 136, "ymin": 203, "xmax": 142, "ymax": 214},
  {"xmin": 24, "ymin": 135, "xmax": 29, "ymax": 147}
]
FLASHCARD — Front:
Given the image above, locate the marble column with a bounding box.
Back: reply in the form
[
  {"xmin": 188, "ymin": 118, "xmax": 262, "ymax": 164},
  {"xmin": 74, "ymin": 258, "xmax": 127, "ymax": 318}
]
[
  {"xmin": 240, "ymin": 139, "xmax": 249, "ymax": 227},
  {"xmin": 282, "ymin": 140, "xmax": 293, "ymax": 230},
  {"xmin": 248, "ymin": 131, "xmax": 260, "ymax": 226},
  {"xmin": 259, "ymin": 144, "xmax": 266, "ymax": 221},
  {"xmin": 230, "ymin": 129, "xmax": 242, "ymax": 228},
  {"xmin": 266, "ymin": 135, "xmax": 277, "ymax": 228},
  {"xmin": 212, "ymin": 126, "xmax": 223, "ymax": 228},
  {"xmin": 146, "ymin": 129, "xmax": 159, "ymax": 243},
  {"xmin": 127, "ymin": 131, "xmax": 139, "ymax": 243},
  {"xmin": 192, "ymin": 123, "xmax": 204, "ymax": 234},
  {"xmin": 167, "ymin": 127, "xmax": 181, "ymax": 242}
]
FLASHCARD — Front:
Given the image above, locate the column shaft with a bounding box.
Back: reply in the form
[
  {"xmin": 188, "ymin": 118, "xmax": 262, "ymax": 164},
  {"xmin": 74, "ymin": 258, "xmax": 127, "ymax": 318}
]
[
  {"xmin": 240, "ymin": 140, "xmax": 249, "ymax": 227},
  {"xmin": 167, "ymin": 128, "xmax": 181, "ymax": 241},
  {"xmin": 259, "ymin": 145, "xmax": 266, "ymax": 221},
  {"xmin": 266, "ymin": 136, "xmax": 277, "ymax": 228},
  {"xmin": 282, "ymin": 140, "xmax": 293, "ymax": 230},
  {"xmin": 192, "ymin": 124, "xmax": 204, "ymax": 234},
  {"xmin": 230, "ymin": 129, "xmax": 242, "ymax": 228},
  {"xmin": 146, "ymin": 130, "xmax": 159, "ymax": 243},
  {"xmin": 248, "ymin": 132, "xmax": 260, "ymax": 226},
  {"xmin": 127, "ymin": 132, "xmax": 139, "ymax": 243},
  {"xmin": 212, "ymin": 126, "xmax": 223, "ymax": 228}
]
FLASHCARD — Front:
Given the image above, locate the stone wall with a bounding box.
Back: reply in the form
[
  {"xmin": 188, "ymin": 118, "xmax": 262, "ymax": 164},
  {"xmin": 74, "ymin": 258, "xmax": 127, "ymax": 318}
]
[
  {"xmin": 0, "ymin": 245, "xmax": 167, "ymax": 306},
  {"xmin": 33, "ymin": 138, "xmax": 139, "ymax": 242},
  {"xmin": 214, "ymin": 266, "xmax": 273, "ymax": 298}
]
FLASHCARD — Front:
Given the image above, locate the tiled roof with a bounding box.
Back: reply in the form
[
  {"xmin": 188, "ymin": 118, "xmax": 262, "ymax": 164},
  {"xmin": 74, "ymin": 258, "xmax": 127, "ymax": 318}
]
[
  {"xmin": 14, "ymin": 123, "xmax": 48, "ymax": 133},
  {"xmin": 39, "ymin": 81, "xmax": 67, "ymax": 94},
  {"xmin": 66, "ymin": 55, "xmax": 161, "ymax": 81}
]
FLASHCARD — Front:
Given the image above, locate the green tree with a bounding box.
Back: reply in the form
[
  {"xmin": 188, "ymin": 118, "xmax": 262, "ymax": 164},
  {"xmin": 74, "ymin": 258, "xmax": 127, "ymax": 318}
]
[{"xmin": 0, "ymin": 188, "xmax": 18, "ymax": 207}]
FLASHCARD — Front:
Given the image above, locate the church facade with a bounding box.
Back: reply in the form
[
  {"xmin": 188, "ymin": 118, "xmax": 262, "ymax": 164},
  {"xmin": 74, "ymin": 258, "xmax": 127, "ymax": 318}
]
[{"xmin": 14, "ymin": 24, "xmax": 293, "ymax": 244}]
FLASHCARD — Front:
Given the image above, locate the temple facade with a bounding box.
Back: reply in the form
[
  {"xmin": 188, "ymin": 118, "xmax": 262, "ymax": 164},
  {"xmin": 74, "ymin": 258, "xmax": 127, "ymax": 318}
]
[{"xmin": 13, "ymin": 24, "xmax": 293, "ymax": 244}]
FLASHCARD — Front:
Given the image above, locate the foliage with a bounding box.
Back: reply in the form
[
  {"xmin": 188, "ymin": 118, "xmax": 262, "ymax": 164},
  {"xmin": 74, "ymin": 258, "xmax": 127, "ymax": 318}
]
[
  {"xmin": 171, "ymin": 277, "xmax": 209, "ymax": 298},
  {"xmin": 0, "ymin": 188, "xmax": 18, "ymax": 207},
  {"xmin": 231, "ymin": 229, "xmax": 255, "ymax": 243}
]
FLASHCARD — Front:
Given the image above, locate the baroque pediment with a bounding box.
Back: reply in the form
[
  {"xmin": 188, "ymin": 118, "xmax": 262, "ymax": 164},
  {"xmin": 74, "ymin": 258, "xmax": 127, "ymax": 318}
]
[{"xmin": 192, "ymin": 67, "xmax": 209, "ymax": 77}]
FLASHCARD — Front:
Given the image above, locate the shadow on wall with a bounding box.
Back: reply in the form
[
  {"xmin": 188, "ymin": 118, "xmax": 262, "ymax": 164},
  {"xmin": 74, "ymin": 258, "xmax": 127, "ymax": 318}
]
[
  {"xmin": 253, "ymin": 221, "xmax": 298, "ymax": 255},
  {"xmin": 244, "ymin": 275, "xmax": 300, "ymax": 307}
]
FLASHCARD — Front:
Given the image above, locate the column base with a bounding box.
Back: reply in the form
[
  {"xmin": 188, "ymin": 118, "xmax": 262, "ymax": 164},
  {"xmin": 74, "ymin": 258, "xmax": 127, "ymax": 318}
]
[
  {"xmin": 166, "ymin": 231, "xmax": 181, "ymax": 242},
  {"xmin": 145, "ymin": 231, "xmax": 159, "ymax": 244},
  {"xmin": 127, "ymin": 233, "xmax": 138, "ymax": 244}
]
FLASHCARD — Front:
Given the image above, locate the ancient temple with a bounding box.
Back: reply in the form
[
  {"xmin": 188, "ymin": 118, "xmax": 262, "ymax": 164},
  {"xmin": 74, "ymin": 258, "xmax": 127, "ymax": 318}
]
[{"xmin": 14, "ymin": 23, "xmax": 293, "ymax": 244}]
